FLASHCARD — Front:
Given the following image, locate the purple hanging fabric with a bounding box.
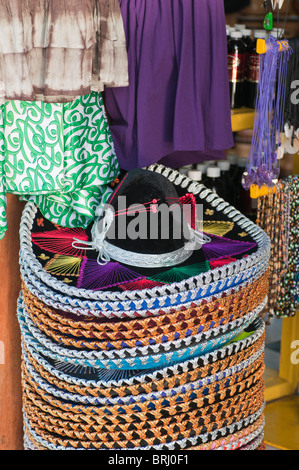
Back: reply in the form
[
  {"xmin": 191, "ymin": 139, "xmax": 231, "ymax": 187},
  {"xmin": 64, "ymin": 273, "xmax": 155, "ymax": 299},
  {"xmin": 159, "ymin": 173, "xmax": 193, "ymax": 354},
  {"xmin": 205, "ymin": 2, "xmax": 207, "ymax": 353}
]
[{"xmin": 104, "ymin": 0, "xmax": 234, "ymax": 170}]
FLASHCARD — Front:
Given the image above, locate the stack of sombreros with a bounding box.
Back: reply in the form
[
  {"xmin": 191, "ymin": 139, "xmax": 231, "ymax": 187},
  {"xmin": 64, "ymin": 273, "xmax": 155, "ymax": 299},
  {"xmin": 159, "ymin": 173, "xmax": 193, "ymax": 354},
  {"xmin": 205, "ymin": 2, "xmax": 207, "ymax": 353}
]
[{"xmin": 18, "ymin": 165, "xmax": 270, "ymax": 450}]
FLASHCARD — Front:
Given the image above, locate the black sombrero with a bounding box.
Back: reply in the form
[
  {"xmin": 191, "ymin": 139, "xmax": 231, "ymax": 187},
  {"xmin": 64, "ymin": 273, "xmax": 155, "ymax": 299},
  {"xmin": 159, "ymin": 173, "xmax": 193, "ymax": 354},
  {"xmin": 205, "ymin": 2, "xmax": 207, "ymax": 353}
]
[{"xmin": 22, "ymin": 167, "xmax": 261, "ymax": 296}]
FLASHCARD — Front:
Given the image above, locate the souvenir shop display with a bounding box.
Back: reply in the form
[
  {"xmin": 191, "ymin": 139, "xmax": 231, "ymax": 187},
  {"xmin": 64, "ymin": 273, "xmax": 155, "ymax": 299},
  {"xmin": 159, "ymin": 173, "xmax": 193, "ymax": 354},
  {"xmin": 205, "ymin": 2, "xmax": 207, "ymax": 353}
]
[
  {"xmin": 18, "ymin": 165, "xmax": 270, "ymax": 450},
  {"xmin": 1, "ymin": 0, "xmax": 287, "ymax": 453}
]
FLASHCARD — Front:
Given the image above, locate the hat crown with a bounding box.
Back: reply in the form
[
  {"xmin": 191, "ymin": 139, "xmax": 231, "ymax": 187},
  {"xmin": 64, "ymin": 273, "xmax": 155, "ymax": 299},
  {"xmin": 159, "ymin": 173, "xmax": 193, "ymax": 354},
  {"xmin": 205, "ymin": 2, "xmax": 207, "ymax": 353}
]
[{"xmin": 102, "ymin": 169, "xmax": 191, "ymax": 256}]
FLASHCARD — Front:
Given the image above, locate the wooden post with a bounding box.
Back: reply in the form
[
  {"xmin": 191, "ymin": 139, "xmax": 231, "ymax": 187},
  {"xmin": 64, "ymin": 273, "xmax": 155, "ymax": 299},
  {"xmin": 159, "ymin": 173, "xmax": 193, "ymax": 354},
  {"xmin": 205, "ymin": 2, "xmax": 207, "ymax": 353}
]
[{"xmin": 0, "ymin": 195, "xmax": 25, "ymax": 450}]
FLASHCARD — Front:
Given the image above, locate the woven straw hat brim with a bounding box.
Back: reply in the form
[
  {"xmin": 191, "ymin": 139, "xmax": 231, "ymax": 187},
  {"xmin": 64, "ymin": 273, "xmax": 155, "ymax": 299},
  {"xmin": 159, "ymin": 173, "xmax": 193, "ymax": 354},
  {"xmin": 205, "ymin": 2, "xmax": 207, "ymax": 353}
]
[
  {"xmin": 20, "ymin": 314, "xmax": 265, "ymax": 388},
  {"xmin": 187, "ymin": 414, "xmax": 265, "ymax": 451},
  {"xmin": 21, "ymin": 277, "xmax": 268, "ymax": 352},
  {"xmin": 23, "ymin": 426, "xmax": 266, "ymax": 451},
  {"xmin": 21, "ymin": 339, "xmax": 265, "ymax": 406},
  {"xmin": 23, "ymin": 386, "xmax": 265, "ymax": 445},
  {"xmin": 18, "ymin": 295, "xmax": 267, "ymax": 370},
  {"xmin": 21, "ymin": 272, "xmax": 268, "ymax": 349},
  {"xmin": 21, "ymin": 360, "xmax": 265, "ymax": 427},
  {"xmin": 23, "ymin": 391, "xmax": 265, "ymax": 444},
  {"xmin": 22, "ymin": 394, "xmax": 265, "ymax": 449},
  {"xmin": 23, "ymin": 425, "xmax": 265, "ymax": 451},
  {"xmin": 22, "ymin": 374, "xmax": 265, "ymax": 428},
  {"xmin": 20, "ymin": 256, "xmax": 269, "ymax": 318},
  {"xmin": 21, "ymin": 273, "xmax": 267, "ymax": 333},
  {"xmin": 22, "ymin": 406, "xmax": 265, "ymax": 450},
  {"xmin": 21, "ymin": 327, "xmax": 266, "ymax": 399}
]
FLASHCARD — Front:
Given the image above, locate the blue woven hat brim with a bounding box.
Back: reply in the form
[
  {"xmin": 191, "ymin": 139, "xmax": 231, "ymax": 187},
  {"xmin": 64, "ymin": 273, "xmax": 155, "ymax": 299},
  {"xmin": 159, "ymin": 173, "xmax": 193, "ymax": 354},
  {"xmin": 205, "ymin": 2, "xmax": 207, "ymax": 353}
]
[
  {"xmin": 20, "ymin": 315, "xmax": 265, "ymax": 388},
  {"xmin": 18, "ymin": 294, "xmax": 267, "ymax": 370}
]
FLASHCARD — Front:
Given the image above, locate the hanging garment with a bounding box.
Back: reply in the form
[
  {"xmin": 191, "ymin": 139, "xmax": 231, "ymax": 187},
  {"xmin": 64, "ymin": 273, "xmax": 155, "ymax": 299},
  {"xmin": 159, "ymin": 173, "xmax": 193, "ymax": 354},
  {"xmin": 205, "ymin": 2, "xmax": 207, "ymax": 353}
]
[
  {"xmin": 104, "ymin": 0, "xmax": 234, "ymax": 170},
  {"xmin": 0, "ymin": 0, "xmax": 128, "ymax": 104},
  {"xmin": 242, "ymin": 36, "xmax": 291, "ymax": 190},
  {"xmin": 0, "ymin": 92, "xmax": 119, "ymax": 239},
  {"xmin": 224, "ymin": 0, "xmax": 250, "ymax": 13}
]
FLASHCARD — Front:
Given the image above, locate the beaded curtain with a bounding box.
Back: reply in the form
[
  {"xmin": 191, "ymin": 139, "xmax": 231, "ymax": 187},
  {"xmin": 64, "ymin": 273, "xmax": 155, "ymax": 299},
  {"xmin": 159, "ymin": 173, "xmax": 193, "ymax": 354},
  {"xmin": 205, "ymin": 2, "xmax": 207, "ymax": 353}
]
[{"xmin": 256, "ymin": 176, "xmax": 298, "ymax": 321}]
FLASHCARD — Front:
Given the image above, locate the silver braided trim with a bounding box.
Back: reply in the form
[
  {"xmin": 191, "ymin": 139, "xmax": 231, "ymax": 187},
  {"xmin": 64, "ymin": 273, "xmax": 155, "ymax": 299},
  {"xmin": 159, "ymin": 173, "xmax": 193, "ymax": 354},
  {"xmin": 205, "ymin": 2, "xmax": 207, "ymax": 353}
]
[
  {"xmin": 21, "ymin": 340, "xmax": 265, "ymax": 406},
  {"xmin": 21, "ymin": 317, "xmax": 265, "ymax": 389},
  {"xmin": 19, "ymin": 256, "xmax": 269, "ymax": 317},
  {"xmin": 19, "ymin": 163, "xmax": 271, "ymax": 304},
  {"xmin": 18, "ymin": 295, "xmax": 267, "ymax": 369},
  {"xmin": 23, "ymin": 432, "xmax": 38, "ymax": 451},
  {"xmin": 86, "ymin": 208, "xmax": 210, "ymax": 268},
  {"xmin": 22, "ymin": 407, "xmax": 265, "ymax": 450},
  {"xmin": 100, "ymin": 239, "xmax": 194, "ymax": 268},
  {"xmin": 239, "ymin": 431, "xmax": 264, "ymax": 450}
]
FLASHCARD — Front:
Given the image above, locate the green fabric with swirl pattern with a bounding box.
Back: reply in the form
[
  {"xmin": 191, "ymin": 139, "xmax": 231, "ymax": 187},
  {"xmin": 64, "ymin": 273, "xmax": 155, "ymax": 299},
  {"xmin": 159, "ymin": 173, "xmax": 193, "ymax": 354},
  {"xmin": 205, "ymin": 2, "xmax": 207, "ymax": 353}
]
[{"xmin": 0, "ymin": 92, "xmax": 119, "ymax": 239}]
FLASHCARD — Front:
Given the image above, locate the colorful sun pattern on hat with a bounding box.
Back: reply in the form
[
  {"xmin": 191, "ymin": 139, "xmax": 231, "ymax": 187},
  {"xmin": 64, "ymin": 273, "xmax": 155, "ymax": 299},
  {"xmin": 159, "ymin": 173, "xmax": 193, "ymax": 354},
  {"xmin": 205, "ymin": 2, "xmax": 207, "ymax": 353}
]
[{"xmin": 29, "ymin": 206, "xmax": 258, "ymax": 293}]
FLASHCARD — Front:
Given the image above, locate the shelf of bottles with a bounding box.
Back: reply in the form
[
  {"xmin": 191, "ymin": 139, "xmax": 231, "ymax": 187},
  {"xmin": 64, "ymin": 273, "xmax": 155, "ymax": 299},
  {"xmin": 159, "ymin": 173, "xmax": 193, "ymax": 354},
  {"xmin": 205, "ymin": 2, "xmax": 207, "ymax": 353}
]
[
  {"xmin": 227, "ymin": 24, "xmax": 274, "ymax": 133},
  {"xmin": 231, "ymin": 107, "xmax": 255, "ymax": 132}
]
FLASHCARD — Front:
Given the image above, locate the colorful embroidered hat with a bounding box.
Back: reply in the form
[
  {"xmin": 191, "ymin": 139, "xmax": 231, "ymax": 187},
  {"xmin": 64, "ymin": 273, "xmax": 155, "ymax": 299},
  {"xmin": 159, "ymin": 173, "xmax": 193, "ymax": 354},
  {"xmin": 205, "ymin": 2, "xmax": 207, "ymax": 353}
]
[
  {"xmin": 20, "ymin": 325, "xmax": 266, "ymax": 450},
  {"xmin": 18, "ymin": 291, "xmax": 267, "ymax": 370},
  {"xmin": 19, "ymin": 165, "xmax": 270, "ymax": 317},
  {"xmin": 18, "ymin": 294, "xmax": 266, "ymax": 451},
  {"xmin": 18, "ymin": 164, "xmax": 269, "ymax": 450},
  {"xmin": 80, "ymin": 168, "xmax": 210, "ymax": 269}
]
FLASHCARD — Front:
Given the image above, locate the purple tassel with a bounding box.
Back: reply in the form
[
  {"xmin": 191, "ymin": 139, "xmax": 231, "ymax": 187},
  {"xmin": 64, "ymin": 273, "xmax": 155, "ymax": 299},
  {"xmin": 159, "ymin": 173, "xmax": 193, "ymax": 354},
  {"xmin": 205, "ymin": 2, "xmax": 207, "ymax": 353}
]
[{"xmin": 243, "ymin": 36, "xmax": 292, "ymax": 189}]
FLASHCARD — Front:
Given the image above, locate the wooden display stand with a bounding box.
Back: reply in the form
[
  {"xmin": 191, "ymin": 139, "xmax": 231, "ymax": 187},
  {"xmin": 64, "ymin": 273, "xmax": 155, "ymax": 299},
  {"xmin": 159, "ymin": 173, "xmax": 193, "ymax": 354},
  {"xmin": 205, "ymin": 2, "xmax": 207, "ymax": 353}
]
[{"xmin": 0, "ymin": 195, "xmax": 25, "ymax": 450}]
